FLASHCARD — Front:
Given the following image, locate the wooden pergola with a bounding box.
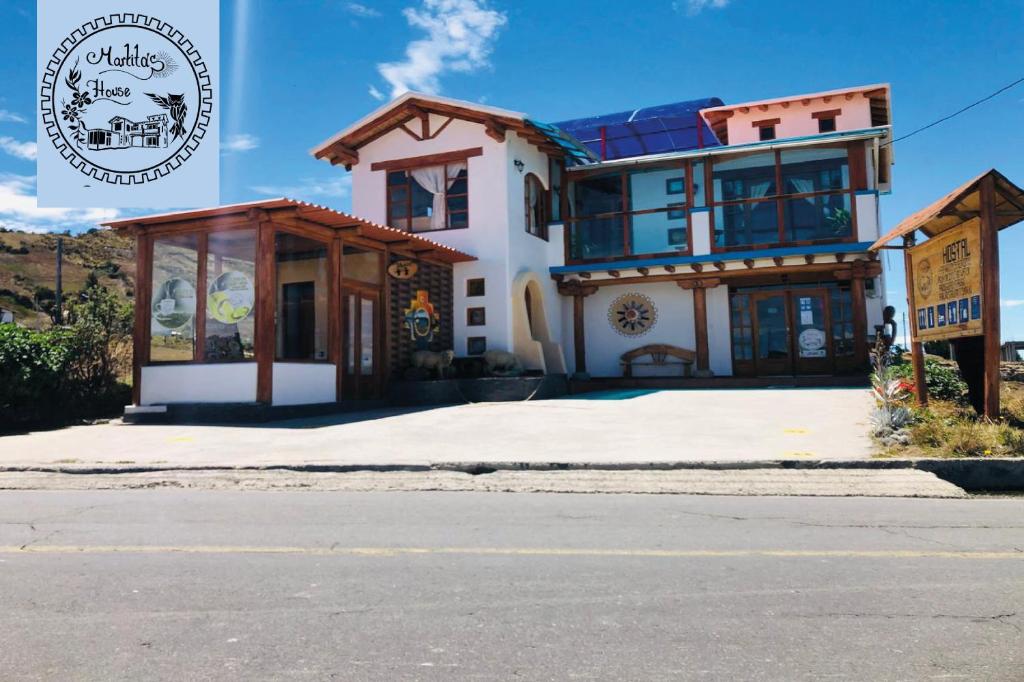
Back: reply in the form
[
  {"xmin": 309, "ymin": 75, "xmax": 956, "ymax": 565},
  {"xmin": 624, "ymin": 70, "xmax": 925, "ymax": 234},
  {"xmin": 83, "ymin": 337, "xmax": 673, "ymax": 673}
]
[
  {"xmin": 105, "ymin": 198, "xmax": 475, "ymax": 407},
  {"xmin": 871, "ymin": 169, "xmax": 1024, "ymax": 417}
]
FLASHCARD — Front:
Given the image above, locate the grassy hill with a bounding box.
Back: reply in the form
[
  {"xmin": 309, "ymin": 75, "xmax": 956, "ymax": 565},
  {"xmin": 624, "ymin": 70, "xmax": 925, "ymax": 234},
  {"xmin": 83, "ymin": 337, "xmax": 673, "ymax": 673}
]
[{"xmin": 0, "ymin": 227, "xmax": 135, "ymax": 329}]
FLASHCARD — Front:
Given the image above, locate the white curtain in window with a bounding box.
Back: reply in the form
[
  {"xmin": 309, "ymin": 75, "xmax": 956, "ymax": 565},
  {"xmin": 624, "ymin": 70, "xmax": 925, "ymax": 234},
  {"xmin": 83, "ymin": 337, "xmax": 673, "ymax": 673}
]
[
  {"xmin": 749, "ymin": 180, "xmax": 772, "ymax": 199},
  {"xmin": 410, "ymin": 163, "xmax": 467, "ymax": 230},
  {"xmin": 527, "ymin": 176, "xmax": 540, "ymax": 229},
  {"xmin": 789, "ymin": 177, "xmax": 816, "ymax": 203}
]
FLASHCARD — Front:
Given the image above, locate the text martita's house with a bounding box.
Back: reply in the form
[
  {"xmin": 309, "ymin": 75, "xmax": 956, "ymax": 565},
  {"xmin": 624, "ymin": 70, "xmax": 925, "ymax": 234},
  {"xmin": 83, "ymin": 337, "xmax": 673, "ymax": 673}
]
[{"xmin": 107, "ymin": 84, "xmax": 894, "ymax": 411}]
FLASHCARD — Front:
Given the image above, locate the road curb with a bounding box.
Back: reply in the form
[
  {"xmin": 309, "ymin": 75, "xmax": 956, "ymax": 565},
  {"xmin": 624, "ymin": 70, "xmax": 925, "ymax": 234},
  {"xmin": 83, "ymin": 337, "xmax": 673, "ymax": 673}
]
[{"xmin": 0, "ymin": 459, "xmax": 1021, "ymax": 492}]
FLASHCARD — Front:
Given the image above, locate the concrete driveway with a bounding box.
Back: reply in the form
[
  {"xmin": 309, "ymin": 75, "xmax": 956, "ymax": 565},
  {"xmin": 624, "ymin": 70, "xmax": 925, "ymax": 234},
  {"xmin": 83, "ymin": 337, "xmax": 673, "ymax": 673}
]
[{"xmin": 0, "ymin": 388, "xmax": 875, "ymax": 468}]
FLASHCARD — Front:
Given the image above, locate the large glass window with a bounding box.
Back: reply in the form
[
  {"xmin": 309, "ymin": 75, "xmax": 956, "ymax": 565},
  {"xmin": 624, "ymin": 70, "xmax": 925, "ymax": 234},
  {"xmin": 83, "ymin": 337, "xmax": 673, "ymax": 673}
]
[
  {"xmin": 713, "ymin": 152, "xmax": 776, "ymax": 203},
  {"xmin": 275, "ymin": 233, "xmax": 328, "ymax": 361},
  {"xmin": 712, "ymin": 144, "xmax": 858, "ymax": 250},
  {"xmin": 150, "ymin": 234, "xmax": 198, "ymax": 362},
  {"xmin": 205, "ymin": 230, "xmax": 256, "ymax": 361},
  {"xmin": 387, "ymin": 163, "xmax": 468, "ymax": 232},
  {"xmin": 343, "ymin": 246, "xmax": 382, "ymax": 284},
  {"xmin": 566, "ymin": 161, "xmax": 700, "ymax": 262}
]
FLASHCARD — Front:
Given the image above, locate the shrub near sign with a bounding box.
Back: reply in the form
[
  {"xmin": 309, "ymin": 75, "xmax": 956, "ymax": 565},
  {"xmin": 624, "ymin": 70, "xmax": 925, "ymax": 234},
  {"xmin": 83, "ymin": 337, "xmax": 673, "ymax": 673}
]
[{"xmin": 909, "ymin": 222, "xmax": 983, "ymax": 342}]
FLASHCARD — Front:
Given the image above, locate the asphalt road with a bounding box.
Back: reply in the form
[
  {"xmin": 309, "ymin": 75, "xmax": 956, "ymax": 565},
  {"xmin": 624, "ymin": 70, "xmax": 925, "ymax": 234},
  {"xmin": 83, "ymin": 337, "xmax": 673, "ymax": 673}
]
[{"xmin": 1, "ymin": 491, "xmax": 1022, "ymax": 680}]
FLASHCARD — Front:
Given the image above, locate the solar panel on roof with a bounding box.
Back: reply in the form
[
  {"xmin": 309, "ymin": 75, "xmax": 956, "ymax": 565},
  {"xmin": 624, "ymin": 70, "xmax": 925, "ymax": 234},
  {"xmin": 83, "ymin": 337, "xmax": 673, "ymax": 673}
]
[{"xmin": 551, "ymin": 97, "xmax": 724, "ymax": 161}]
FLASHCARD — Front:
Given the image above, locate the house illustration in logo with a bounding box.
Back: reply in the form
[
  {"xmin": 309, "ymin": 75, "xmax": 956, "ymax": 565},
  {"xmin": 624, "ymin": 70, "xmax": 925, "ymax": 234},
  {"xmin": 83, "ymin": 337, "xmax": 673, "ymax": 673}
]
[{"xmin": 86, "ymin": 114, "xmax": 170, "ymax": 151}]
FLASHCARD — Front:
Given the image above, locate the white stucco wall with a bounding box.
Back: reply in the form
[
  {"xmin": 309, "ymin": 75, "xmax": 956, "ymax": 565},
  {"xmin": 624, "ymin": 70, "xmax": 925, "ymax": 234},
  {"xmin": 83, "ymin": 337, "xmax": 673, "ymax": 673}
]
[
  {"xmin": 141, "ymin": 363, "xmax": 257, "ymax": 405},
  {"xmin": 706, "ymin": 285, "xmax": 733, "ymax": 376},
  {"xmin": 723, "ymin": 97, "xmax": 874, "ymax": 146},
  {"xmin": 352, "ymin": 115, "xmax": 516, "ymax": 356},
  {"xmin": 584, "ymin": 282, "xmax": 696, "ymax": 378},
  {"xmin": 855, "ymin": 192, "xmax": 880, "ymax": 243},
  {"xmin": 272, "ymin": 363, "xmax": 336, "ymax": 406}
]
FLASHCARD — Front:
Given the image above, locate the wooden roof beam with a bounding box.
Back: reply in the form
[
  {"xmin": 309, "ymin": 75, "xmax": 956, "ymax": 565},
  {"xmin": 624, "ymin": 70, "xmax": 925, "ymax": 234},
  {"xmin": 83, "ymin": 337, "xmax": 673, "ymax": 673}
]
[{"xmin": 485, "ymin": 117, "xmax": 507, "ymax": 143}]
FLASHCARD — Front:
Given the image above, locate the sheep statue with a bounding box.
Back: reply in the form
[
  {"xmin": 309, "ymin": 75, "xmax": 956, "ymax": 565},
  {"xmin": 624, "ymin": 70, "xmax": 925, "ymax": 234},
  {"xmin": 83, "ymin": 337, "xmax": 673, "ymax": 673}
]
[
  {"xmin": 483, "ymin": 350, "xmax": 523, "ymax": 377},
  {"xmin": 410, "ymin": 349, "xmax": 455, "ymax": 379}
]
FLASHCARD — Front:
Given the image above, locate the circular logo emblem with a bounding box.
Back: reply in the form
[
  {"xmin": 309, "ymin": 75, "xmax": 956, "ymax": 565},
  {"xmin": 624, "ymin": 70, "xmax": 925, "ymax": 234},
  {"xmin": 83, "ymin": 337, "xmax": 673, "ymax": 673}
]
[
  {"xmin": 40, "ymin": 14, "xmax": 212, "ymax": 184},
  {"xmin": 917, "ymin": 257, "xmax": 933, "ymax": 299},
  {"xmin": 608, "ymin": 292, "xmax": 658, "ymax": 337},
  {"xmin": 207, "ymin": 271, "xmax": 254, "ymax": 325},
  {"xmin": 798, "ymin": 328, "xmax": 826, "ymax": 352},
  {"xmin": 152, "ymin": 277, "xmax": 196, "ymax": 330}
]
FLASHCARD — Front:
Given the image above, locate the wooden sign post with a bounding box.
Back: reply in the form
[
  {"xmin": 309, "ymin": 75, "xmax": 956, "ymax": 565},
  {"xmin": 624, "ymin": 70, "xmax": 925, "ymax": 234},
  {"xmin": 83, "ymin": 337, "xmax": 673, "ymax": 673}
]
[
  {"xmin": 873, "ymin": 170, "xmax": 1024, "ymax": 421},
  {"xmin": 904, "ymin": 174, "xmax": 1001, "ymax": 418}
]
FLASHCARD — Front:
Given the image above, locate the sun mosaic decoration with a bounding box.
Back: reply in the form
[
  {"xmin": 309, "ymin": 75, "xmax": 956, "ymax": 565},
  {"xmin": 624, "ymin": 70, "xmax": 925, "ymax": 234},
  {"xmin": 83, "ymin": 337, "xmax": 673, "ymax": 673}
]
[{"xmin": 608, "ymin": 292, "xmax": 658, "ymax": 337}]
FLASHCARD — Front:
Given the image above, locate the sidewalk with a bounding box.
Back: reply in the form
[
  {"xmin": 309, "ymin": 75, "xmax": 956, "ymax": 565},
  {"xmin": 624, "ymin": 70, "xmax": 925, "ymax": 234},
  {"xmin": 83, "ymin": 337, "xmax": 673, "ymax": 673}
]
[{"xmin": 0, "ymin": 388, "xmax": 875, "ymax": 469}]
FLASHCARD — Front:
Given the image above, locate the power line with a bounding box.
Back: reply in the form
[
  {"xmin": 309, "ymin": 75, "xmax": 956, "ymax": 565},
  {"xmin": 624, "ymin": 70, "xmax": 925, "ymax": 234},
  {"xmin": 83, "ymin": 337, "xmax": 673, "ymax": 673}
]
[{"xmin": 882, "ymin": 75, "xmax": 1024, "ymax": 147}]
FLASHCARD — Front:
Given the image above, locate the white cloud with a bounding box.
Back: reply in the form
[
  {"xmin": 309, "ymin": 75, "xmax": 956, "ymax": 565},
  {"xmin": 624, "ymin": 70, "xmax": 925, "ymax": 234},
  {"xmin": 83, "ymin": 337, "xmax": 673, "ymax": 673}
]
[
  {"xmin": 368, "ymin": 85, "xmax": 386, "ymax": 101},
  {"xmin": 673, "ymin": 0, "xmax": 731, "ymax": 14},
  {"xmin": 221, "ymin": 133, "xmax": 260, "ymax": 153},
  {"xmin": 0, "ymin": 136, "xmax": 37, "ymax": 161},
  {"xmin": 346, "ymin": 2, "xmax": 381, "ymax": 18},
  {"xmin": 375, "ymin": 0, "xmax": 507, "ymax": 99},
  {"xmin": 1002, "ymin": 299, "xmax": 1024, "ymax": 308},
  {"xmin": 0, "ymin": 110, "xmax": 27, "ymax": 124},
  {"xmin": 250, "ymin": 175, "xmax": 352, "ymax": 200},
  {"xmin": 0, "ymin": 174, "xmax": 119, "ymax": 233}
]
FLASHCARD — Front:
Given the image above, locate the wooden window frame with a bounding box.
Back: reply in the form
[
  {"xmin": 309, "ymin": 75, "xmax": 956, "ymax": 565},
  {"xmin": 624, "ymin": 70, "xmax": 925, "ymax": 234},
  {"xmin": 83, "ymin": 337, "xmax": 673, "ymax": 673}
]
[
  {"xmin": 466, "ymin": 278, "xmax": 485, "ymax": 297},
  {"xmin": 466, "ymin": 306, "xmax": 486, "ymax": 326},
  {"xmin": 525, "ymin": 172, "xmax": 548, "ymax": 241},
  {"xmin": 386, "ymin": 163, "xmax": 469, "ymax": 233},
  {"xmin": 709, "ymin": 142, "xmax": 865, "ymax": 254},
  {"xmin": 563, "ymin": 159, "xmax": 699, "ymax": 266},
  {"xmin": 467, "ymin": 336, "xmax": 487, "ymax": 355}
]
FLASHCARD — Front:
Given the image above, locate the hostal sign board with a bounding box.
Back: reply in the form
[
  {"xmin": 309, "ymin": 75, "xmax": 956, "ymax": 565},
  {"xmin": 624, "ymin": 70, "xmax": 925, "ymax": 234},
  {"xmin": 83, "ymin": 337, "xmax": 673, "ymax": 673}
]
[{"xmin": 909, "ymin": 222, "xmax": 983, "ymax": 342}]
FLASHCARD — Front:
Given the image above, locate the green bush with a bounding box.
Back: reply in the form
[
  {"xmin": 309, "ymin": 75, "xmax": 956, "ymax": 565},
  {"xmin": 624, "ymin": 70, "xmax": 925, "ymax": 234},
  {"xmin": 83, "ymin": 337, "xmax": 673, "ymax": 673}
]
[
  {"xmin": 891, "ymin": 358, "xmax": 968, "ymax": 403},
  {"xmin": 0, "ymin": 281, "xmax": 132, "ymax": 432}
]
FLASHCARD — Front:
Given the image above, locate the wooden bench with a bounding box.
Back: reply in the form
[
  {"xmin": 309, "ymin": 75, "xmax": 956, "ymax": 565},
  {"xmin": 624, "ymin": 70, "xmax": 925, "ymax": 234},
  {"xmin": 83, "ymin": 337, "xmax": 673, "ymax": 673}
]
[{"xmin": 620, "ymin": 344, "xmax": 696, "ymax": 378}]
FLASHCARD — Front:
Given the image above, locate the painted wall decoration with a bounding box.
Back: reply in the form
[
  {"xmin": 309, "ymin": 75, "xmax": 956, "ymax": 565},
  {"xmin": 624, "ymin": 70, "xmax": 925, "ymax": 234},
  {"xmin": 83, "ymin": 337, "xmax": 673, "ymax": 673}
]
[
  {"xmin": 608, "ymin": 292, "xmax": 658, "ymax": 337},
  {"xmin": 207, "ymin": 271, "xmax": 254, "ymax": 324},
  {"xmin": 387, "ymin": 259, "xmax": 419, "ymax": 280},
  {"xmin": 152, "ymin": 277, "xmax": 196, "ymax": 330},
  {"xmin": 404, "ymin": 289, "xmax": 440, "ymax": 350}
]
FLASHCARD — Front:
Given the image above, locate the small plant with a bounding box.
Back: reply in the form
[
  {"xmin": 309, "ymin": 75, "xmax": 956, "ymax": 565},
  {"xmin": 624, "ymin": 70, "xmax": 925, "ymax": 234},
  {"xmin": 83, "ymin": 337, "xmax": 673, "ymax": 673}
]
[
  {"xmin": 869, "ymin": 336, "xmax": 914, "ymax": 439},
  {"xmin": 890, "ymin": 357, "xmax": 968, "ymax": 403}
]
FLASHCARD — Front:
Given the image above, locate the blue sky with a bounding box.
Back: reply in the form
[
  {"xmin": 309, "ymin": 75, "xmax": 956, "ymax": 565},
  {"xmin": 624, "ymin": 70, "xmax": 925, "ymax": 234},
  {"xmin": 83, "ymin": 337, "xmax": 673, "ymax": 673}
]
[{"xmin": 1, "ymin": 0, "xmax": 1023, "ymax": 338}]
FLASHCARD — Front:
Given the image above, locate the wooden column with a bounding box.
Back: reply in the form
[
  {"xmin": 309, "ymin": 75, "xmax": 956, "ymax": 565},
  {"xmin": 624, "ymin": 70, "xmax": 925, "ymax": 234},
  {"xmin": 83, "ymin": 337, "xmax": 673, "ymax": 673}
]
[
  {"xmin": 979, "ymin": 173, "xmax": 1001, "ymax": 419},
  {"xmin": 692, "ymin": 287, "xmax": 709, "ymax": 373},
  {"xmin": 328, "ymin": 238, "xmax": 342, "ymax": 403},
  {"xmin": 255, "ymin": 214, "xmax": 276, "ymax": 404},
  {"xmin": 131, "ymin": 230, "xmax": 152, "ymax": 406},
  {"xmin": 678, "ymin": 278, "xmax": 720, "ymax": 376},
  {"xmin": 559, "ymin": 281, "xmax": 596, "ymax": 377},
  {"xmin": 194, "ymin": 233, "xmax": 209, "ymax": 362},
  {"xmin": 902, "ymin": 233, "xmax": 928, "ymax": 406},
  {"xmin": 850, "ymin": 262, "xmax": 869, "ymax": 370}
]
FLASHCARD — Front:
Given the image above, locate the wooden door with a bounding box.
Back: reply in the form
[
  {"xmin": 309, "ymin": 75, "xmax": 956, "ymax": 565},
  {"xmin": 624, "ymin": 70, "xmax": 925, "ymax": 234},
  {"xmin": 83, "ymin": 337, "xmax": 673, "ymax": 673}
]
[
  {"xmin": 341, "ymin": 288, "xmax": 381, "ymax": 400},
  {"xmin": 752, "ymin": 292, "xmax": 793, "ymax": 376},
  {"xmin": 791, "ymin": 289, "xmax": 832, "ymax": 375}
]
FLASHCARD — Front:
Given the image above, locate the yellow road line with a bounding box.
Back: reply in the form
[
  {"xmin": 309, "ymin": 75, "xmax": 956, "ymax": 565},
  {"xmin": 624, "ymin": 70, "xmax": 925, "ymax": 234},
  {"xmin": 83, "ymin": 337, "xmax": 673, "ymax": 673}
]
[{"xmin": 0, "ymin": 546, "xmax": 1022, "ymax": 560}]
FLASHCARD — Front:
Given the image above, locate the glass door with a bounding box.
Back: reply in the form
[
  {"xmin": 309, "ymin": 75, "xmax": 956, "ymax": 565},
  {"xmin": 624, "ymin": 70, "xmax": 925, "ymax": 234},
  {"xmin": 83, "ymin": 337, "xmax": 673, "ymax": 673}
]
[
  {"xmin": 792, "ymin": 290, "xmax": 832, "ymax": 375},
  {"xmin": 752, "ymin": 293, "xmax": 793, "ymax": 376},
  {"xmin": 341, "ymin": 289, "xmax": 380, "ymax": 400}
]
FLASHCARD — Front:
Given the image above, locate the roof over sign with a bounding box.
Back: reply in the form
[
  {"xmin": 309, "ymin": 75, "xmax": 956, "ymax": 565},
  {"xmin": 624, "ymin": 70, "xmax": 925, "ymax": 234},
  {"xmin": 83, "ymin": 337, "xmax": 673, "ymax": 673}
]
[
  {"xmin": 552, "ymin": 97, "xmax": 724, "ymax": 161},
  {"xmin": 870, "ymin": 169, "xmax": 1024, "ymax": 250},
  {"xmin": 102, "ymin": 198, "xmax": 477, "ymax": 264}
]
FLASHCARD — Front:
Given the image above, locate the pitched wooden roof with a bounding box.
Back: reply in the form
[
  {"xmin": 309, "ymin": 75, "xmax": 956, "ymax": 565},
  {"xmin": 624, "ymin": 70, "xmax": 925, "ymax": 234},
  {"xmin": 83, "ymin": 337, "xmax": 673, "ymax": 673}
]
[
  {"xmin": 311, "ymin": 92, "xmax": 565, "ymax": 167},
  {"xmin": 103, "ymin": 198, "xmax": 476, "ymax": 264},
  {"xmin": 870, "ymin": 169, "xmax": 1024, "ymax": 250}
]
